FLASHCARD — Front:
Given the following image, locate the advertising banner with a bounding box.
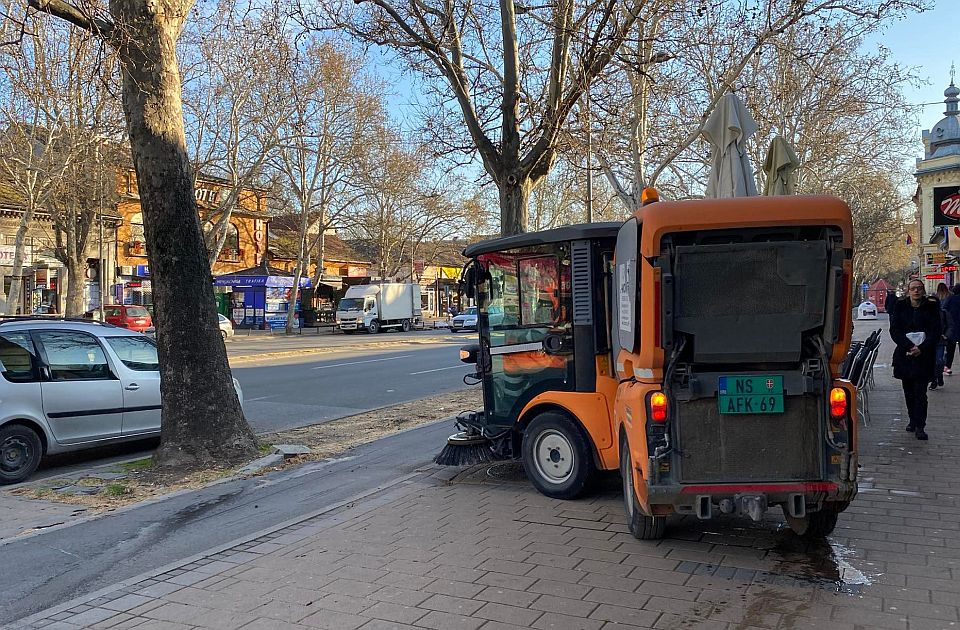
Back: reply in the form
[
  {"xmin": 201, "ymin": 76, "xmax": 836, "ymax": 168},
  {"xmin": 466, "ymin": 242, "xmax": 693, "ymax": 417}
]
[{"xmin": 934, "ymin": 186, "xmax": 960, "ymax": 227}]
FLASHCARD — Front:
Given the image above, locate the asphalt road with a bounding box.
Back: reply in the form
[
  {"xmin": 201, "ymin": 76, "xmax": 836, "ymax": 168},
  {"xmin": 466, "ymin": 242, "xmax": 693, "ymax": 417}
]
[
  {"xmin": 234, "ymin": 341, "xmax": 472, "ymax": 433},
  {"xmin": 0, "ymin": 421, "xmax": 456, "ymax": 624}
]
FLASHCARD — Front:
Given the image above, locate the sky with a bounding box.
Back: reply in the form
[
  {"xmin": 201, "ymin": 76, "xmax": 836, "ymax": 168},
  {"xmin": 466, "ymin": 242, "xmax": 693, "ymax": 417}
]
[{"xmin": 862, "ymin": 0, "xmax": 958, "ymax": 152}]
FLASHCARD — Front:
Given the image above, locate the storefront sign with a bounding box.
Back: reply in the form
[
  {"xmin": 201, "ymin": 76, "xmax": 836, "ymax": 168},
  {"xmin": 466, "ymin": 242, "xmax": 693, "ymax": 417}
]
[
  {"xmin": 934, "ymin": 186, "xmax": 960, "ymax": 226},
  {"xmin": 195, "ymin": 187, "xmax": 220, "ymax": 204},
  {"xmin": 0, "ymin": 245, "xmax": 33, "ymax": 264},
  {"xmin": 136, "ymin": 264, "xmax": 150, "ymax": 277}
]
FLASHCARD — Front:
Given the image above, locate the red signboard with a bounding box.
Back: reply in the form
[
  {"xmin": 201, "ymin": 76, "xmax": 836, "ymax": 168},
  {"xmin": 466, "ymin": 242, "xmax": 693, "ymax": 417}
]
[{"xmin": 925, "ymin": 273, "xmax": 946, "ymax": 280}]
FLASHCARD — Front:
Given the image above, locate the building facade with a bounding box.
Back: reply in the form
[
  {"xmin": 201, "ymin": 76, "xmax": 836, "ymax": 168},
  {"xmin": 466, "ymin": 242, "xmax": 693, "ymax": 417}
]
[
  {"xmin": 113, "ymin": 169, "xmax": 270, "ymax": 306},
  {"xmin": 0, "ymin": 183, "xmax": 121, "ymax": 314},
  {"xmin": 915, "ymin": 72, "xmax": 960, "ymax": 291}
]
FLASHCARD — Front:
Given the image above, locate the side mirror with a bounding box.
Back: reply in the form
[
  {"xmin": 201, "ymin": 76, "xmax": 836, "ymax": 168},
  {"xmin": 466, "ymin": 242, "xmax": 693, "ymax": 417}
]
[
  {"xmin": 459, "ymin": 344, "xmax": 479, "ymax": 364},
  {"xmin": 461, "ymin": 265, "xmax": 477, "ymax": 300}
]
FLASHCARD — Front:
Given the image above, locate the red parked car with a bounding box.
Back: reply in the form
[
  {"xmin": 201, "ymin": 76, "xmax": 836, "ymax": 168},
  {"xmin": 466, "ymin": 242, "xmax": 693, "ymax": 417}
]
[{"xmin": 101, "ymin": 305, "xmax": 153, "ymax": 332}]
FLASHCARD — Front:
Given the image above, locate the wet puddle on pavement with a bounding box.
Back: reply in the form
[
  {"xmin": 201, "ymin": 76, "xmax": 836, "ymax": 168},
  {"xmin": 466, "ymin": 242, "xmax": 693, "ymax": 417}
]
[{"xmin": 769, "ymin": 535, "xmax": 874, "ymax": 593}]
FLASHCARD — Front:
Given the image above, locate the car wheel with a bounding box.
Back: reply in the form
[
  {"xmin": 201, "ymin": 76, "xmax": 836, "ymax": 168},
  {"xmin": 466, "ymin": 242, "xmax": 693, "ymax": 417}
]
[
  {"xmin": 620, "ymin": 433, "xmax": 666, "ymax": 540},
  {"xmin": 0, "ymin": 424, "xmax": 43, "ymax": 485},
  {"xmin": 220, "ymin": 329, "xmax": 227, "ymax": 340},
  {"xmin": 522, "ymin": 412, "xmax": 594, "ymax": 499},
  {"xmin": 368, "ymin": 320, "xmax": 381, "ymax": 334},
  {"xmin": 401, "ymin": 319, "xmax": 412, "ymax": 333}
]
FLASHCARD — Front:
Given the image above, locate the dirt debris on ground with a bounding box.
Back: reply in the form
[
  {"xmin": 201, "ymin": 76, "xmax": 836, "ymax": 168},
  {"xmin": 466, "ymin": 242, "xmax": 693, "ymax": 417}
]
[{"xmin": 8, "ymin": 388, "xmax": 482, "ymax": 513}]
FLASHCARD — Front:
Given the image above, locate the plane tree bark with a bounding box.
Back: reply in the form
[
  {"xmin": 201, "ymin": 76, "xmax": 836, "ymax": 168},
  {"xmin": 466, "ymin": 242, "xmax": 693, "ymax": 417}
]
[{"xmin": 28, "ymin": 0, "xmax": 258, "ymax": 468}]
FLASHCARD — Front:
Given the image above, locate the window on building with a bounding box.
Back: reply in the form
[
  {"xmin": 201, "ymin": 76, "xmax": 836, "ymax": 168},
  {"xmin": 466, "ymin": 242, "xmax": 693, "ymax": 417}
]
[
  {"xmin": 129, "ymin": 213, "xmax": 145, "ymax": 242},
  {"xmin": 225, "ymin": 223, "xmax": 240, "ymax": 253}
]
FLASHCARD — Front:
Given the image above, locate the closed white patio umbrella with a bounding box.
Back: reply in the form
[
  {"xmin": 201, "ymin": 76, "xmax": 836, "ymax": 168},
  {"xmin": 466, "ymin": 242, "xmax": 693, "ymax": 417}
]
[
  {"xmin": 763, "ymin": 135, "xmax": 800, "ymax": 195},
  {"xmin": 702, "ymin": 92, "xmax": 758, "ymax": 198}
]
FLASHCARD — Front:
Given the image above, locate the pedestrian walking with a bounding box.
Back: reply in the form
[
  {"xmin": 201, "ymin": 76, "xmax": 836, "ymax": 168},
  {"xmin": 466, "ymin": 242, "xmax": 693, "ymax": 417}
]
[
  {"xmin": 944, "ymin": 284, "xmax": 960, "ymax": 376},
  {"xmin": 889, "ymin": 279, "xmax": 942, "ymax": 440},
  {"xmin": 930, "ymin": 283, "xmax": 952, "ymax": 389}
]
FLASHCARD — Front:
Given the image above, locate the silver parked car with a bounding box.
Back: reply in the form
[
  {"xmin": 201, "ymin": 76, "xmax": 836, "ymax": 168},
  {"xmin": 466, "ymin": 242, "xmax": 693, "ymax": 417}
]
[{"xmin": 0, "ymin": 318, "xmax": 244, "ymax": 485}]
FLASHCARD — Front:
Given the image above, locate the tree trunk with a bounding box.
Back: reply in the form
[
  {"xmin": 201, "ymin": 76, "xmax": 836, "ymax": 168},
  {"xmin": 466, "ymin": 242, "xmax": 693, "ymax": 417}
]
[
  {"xmin": 499, "ymin": 177, "xmax": 531, "ymax": 236},
  {"xmin": 64, "ymin": 258, "xmax": 86, "ymax": 316},
  {"xmin": 112, "ymin": 0, "xmax": 257, "ymax": 468},
  {"xmin": 6, "ymin": 203, "xmax": 35, "ymax": 314}
]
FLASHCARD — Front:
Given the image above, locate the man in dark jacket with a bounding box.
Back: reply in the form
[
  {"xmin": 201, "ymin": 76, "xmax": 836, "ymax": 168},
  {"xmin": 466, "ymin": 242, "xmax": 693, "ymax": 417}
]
[
  {"xmin": 944, "ymin": 284, "xmax": 960, "ymax": 376},
  {"xmin": 889, "ymin": 279, "xmax": 943, "ymax": 440}
]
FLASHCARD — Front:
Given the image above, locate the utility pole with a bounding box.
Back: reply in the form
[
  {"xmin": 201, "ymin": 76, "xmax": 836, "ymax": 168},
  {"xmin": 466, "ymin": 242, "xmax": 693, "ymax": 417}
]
[
  {"xmin": 97, "ymin": 142, "xmax": 106, "ymax": 320},
  {"xmin": 585, "ymin": 81, "xmax": 593, "ymax": 224}
]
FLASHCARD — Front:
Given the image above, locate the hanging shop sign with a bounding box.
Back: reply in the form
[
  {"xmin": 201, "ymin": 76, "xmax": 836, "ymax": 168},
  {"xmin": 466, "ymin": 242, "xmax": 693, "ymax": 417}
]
[{"xmin": 934, "ymin": 186, "xmax": 960, "ymax": 227}]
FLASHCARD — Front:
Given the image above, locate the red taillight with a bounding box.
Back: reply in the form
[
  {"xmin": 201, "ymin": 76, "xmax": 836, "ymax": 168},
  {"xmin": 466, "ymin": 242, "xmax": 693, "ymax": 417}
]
[
  {"xmin": 649, "ymin": 391, "xmax": 668, "ymax": 422},
  {"xmin": 830, "ymin": 387, "xmax": 847, "ymax": 419}
]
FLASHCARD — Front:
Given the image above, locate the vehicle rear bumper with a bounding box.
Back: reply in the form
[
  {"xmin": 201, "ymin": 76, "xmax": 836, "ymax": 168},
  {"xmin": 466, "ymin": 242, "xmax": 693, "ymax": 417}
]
[{"xmin": 647, "ymin": 479, "xmax": 857, "ymax": 515}]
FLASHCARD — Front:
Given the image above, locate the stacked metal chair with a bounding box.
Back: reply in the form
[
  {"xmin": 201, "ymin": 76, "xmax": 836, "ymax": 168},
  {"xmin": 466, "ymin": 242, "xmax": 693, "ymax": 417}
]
[{"xmin": 841, "ymin": 330, "xmax": 882, "ymax": 426}]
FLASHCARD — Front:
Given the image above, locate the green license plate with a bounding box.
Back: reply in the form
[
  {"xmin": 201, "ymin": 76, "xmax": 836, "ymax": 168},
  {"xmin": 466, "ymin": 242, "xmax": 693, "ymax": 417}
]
[{"xmin": 718, "ymin": 375, "xmax": 784, "ymax": 414}]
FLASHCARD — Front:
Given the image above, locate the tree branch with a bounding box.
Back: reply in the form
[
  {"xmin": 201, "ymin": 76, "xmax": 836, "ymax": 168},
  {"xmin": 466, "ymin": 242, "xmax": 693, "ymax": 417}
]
[{"xmin": 27, "ymin": 0, "xmax": 114, "ymax": 41}]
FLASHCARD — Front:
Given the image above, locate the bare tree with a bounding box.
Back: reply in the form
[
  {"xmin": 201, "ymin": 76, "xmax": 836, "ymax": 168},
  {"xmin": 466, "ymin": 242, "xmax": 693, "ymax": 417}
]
[
  {"xmin": 0, "ymin": 11, "xmax": 118, "ymax": 315},
  {"xmin": 26, "ymin": 0, "xmax": 257, "ymax": 468},
  {"xmin": 588, "ymin": 0, "xmax": 927, "ymax": 210},
  {"xmin": 268, "ymin": 39, "xmax": 383, "ymax": 334},
  {"xmin": 180, "ymin": 0, "xmax": 291, "ymax": 268},
  {"xmin": 344, "ymin": 132, "xmax": 466, "ymax": 279},
  {"xmin": 319, "ymin": 0, "xmax": 650, "ymax": 235}
]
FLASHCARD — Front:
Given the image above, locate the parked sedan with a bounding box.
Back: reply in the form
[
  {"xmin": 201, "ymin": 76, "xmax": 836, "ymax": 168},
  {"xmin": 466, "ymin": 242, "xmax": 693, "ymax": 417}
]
[
  {"xmin": 450, "ymin": 306, "xmax": 478, "ymax": 332},
  {"xmin": 85, "ymin": 305, "xmax": 153, "ymax": 332},
  {"xmin": 0, "ymin": 319, "xmax": 244, "ymax": 484}
]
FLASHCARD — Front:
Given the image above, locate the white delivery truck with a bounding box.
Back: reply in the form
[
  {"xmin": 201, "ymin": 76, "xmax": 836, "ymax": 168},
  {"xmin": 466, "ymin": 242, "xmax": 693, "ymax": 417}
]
[{"xmin": 335, "ymin": 283, "xmax": 422, "ymax": 333}]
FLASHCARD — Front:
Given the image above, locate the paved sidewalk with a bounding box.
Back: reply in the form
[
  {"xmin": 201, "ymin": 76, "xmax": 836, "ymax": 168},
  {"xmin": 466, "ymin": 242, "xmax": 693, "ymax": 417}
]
[{"xmin": 8, "ymin": 324, "xmax": 960, "ymax": 630}]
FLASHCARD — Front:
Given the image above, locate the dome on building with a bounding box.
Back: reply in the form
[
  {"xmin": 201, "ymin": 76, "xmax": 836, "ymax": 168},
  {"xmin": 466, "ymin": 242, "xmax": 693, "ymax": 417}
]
[{"xmin": 930, "ymin": 75, "xmax": 960, "ymax": 159}]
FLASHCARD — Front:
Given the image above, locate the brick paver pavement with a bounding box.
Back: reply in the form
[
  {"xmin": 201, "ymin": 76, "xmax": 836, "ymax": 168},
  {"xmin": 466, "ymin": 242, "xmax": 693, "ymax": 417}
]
[{"xmin": 7, "ymin": 323, "xmax": 959, "ymax": 630}]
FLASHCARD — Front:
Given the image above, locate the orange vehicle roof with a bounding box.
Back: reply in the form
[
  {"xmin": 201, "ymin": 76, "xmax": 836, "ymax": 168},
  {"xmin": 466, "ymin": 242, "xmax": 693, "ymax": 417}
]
[{"xmin": 635, "ymin": 195, "xmax": 852, "ymax": 257}]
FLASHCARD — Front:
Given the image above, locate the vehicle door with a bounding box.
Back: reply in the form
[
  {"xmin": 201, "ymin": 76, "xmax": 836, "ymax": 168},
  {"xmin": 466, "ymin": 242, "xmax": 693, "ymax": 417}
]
[
  {"xmin": 32, "ymin": 330, "xmax": 123, "ymax": 444},
  {"xmin": 476, "ymin": 246, "xmax": 575, "ymax": 429},
  {"xmin": 0, "ymin": 330, "xmax": 43, "ymax": 422},
  {"xmin": 102, "ymin": 336, "xmax": 161, "ymax": 436}
]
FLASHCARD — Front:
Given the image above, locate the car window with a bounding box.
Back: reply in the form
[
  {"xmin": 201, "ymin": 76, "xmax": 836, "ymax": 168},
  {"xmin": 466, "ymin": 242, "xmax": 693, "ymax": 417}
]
[
  {"xmin": 104, "ymin": 307, "xmax": 121, "ymax": 317},
  {"xmin": 105, "ymin": 337, "xmax": 159, "ymax": 371},
  {"xmin": 465, "ymin": 307, "xmax": 478, "ymax": 316},
  {"xmin": 218, "ymin": 314, "xmax": 228, "ymax": 323},
  {"xmin": 125, "ymin": 307, "xmax": 150, "ymax": 317},
  {"xmin": 35, "ymin": 331, "xmax": 113, "ymax": 381},
  {"xmin": 0, "ymin": 332, "xmax": 38, "ymax": 382}
]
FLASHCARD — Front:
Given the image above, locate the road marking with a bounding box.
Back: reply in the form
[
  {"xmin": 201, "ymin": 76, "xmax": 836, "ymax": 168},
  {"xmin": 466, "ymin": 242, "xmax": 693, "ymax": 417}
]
[
  {"xmin": 410, "ymin": 365, "xmax": 465, "ymax": 375},
  {"xmin": 247, "ymin": 395, "xmax": 276, "ymax": 402},
  {"xmin": 311, "ymin": 354, "xmax": 414, "ymax": 370}
]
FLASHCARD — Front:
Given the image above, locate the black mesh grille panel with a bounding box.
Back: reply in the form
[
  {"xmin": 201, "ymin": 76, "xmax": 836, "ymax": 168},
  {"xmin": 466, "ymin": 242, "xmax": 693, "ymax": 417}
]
[
  {"xmin": 571, "ymin": 240, "xmax": 592, "ymax": 325},
  {"xmin": 675, "ymin": 247, "xmax": 806, "ymax": 317},
  {"xmin": 676, "ymin": 396, "xmax": 822, "ymax": 482}
]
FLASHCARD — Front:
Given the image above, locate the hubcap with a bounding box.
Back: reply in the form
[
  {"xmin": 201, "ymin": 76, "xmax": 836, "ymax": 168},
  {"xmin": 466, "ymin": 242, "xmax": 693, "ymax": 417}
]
[
  {"xmin": 1, "ymin": 436, "xmax": 30, "ymax": 473},
  {"xmin": 533, "ymin": 429, "xmax": 574, "ymax": 484}
]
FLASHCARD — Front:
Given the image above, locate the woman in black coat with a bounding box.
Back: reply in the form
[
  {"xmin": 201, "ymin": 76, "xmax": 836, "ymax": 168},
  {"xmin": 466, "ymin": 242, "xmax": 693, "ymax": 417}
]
[{"xmin": 889, "ymin": 279, "xmax": 943, "ymax": 440}]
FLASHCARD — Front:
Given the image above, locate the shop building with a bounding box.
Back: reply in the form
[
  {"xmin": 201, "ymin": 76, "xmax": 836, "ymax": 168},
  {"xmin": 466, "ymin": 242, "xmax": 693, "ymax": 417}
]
[
  {"xmin": 0, "ymin": 183, "xmax": 121, "ymax": 314},
  {"xmin": 915, "ymin": 71, "xmax": 960, "ymax": 290},
  {"xmin": 114, "ymin": 169, "xmax": 270, "ymax": 306}
]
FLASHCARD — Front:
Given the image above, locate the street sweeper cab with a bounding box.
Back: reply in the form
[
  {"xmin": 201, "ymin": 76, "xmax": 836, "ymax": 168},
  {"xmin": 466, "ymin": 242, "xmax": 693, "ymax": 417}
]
[
  {"xmin": 448, "ymin": 195, "xmax": 857, "ymax": 539},
  {"xmin": 444, "ymin": 222, "xmax": 622, "ymax": 494}
]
